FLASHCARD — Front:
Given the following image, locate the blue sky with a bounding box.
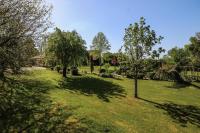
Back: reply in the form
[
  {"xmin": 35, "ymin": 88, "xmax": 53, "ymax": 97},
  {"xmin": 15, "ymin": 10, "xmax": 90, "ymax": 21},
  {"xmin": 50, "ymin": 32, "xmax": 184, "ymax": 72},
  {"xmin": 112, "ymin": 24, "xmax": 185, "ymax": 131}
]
[{"xmin": 46, "ymin": 0, "xmax": 200, "ymax": 52}]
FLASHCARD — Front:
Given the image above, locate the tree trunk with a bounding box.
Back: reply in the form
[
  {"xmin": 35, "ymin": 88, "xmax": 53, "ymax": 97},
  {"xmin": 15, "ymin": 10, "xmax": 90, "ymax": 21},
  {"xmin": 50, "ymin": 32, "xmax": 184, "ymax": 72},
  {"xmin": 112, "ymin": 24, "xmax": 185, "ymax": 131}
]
[
  {"xmin": 63, "ymin": 65, "xmax": 67, "ymax": 77},
  {"xmin": 90, "ymin": 56, "xmax": 94, "ymax": 73},
  {"xmin": 134, "ymin": 46, "xmax": 139, "ymax": 98},
  {"xmin": 99, "ymin": 55, "xmax": 102, "ymax": 73},
  {"xmin": 0, "ymin": 71, "xmax": 4, "ymax": 79},
  {"xmin": 134, "ymin": 65, "xmax": 138, "ymax": 98}
]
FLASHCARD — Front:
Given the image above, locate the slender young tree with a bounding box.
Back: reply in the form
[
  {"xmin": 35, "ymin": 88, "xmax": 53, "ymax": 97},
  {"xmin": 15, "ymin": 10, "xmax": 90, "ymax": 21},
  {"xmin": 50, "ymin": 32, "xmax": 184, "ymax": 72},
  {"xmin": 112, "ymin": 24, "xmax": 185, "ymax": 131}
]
[
  {"xmin": 123, "ymin": 17, "xmax": 163, "ymax": 98},
  {"xmin": 91, "ymin": 32, "xmax": 111, "ymax": 72}
]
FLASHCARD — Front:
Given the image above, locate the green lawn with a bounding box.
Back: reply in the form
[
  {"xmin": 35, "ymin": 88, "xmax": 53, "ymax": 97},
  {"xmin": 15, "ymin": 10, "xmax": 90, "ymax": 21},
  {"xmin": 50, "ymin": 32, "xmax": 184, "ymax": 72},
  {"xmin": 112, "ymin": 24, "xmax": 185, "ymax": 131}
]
[
  {"xmin": 80, "ymin": 66, "xmax": 118, "ymax": 74},
  {"xmin": 1, "ymin": 68, "xmax": 200, "ymax": 133}
]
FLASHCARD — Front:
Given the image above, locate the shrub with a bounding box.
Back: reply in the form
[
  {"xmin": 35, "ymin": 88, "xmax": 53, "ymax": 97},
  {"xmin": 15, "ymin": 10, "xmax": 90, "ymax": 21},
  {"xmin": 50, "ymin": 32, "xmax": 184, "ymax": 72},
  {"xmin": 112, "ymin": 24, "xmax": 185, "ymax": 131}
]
[
  {"xmin": 167, "ymin": 69, "xmax": 185, "ymax": 83},
  {"xmin": 146, "ymin": 72, "xmax": 156, "ymax": 80},
  {"xmin": 59, "ymin": 70, "xmax": 63, "ymax": 74},
  {"xmin": 54, "ymin": 65, "xmax": 61, "ymax": 73},
  {"xmin": 126, "ymin": 70, "xmax": 145, "ymax": 79},
  {"xmin": 116, "ymin": 69, "xmax": 121, "ymax": 75},
  {"xmin": 71, "ymin": 67, "xmax": 79, "ymax": 75},
  {"xmin": 126, "ymin": 71, "xmax": 134, "ymax": 79},
  {"xmin": 153, "ymin": 68, "xmax": 186, "ymax": 83},
  {"xmin": 99, "ymin": 69, "xmax": 106, "ymax": 73},
  {"xmin": 119, "ymin": 66, "xmax": 130, "ymax": 73},
  {"xmin": 99, "ymin": 73, "xmax": 113, "ymax": 78},
  {"xmin": 103, "ymin": 63, "xmax": 110, "ymax": 72},
  {"xmin": 115, "ymin": 66, "xmax": 130, "ymax": 76},
  {"xmin": 153, "ymin": 69, "xmax": 169, "ymax": 80}
]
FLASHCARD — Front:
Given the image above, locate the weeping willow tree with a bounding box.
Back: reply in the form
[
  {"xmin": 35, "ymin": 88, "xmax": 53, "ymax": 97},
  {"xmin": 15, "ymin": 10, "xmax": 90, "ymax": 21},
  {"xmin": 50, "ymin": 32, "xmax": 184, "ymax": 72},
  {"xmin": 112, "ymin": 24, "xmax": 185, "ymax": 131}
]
[
  {"xmin": 70, "ymin": 31, "xmax": 87, "ymax": 67},
  {"xmin": 46, "ymin": 28, "xmax": 87, "ymax": 77}
]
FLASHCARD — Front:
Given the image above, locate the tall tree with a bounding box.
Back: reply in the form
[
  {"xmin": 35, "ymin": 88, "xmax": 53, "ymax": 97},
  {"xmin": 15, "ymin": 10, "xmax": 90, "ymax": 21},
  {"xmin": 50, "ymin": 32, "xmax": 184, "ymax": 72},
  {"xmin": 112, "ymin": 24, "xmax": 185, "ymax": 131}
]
[
  {"xmin": 91, "ymin": 32, "xmax": 111, "ymax": 71},
  {"xmin": 167, "ymin": 47, "xmax": 190, "ymax": 66},
  {"xmin": 46, "ymin": 28, "xmax": 87, "ymax": 77},
  {"xmin": 0, "ymin": 0, "xmax": 52, "ymax": 78},
  {"xmin": 187, "ymin": 34, "xmax": 200, "ymax": 67},
  {"xmin": 123, "ymin": 17, "xmax": 163, "ymax": 98},
  {"xmin": 70, "ymin": 31, "xmax": 87, "ymax": 67},
  {"xmin": 48, "ymin": 28, "xmax": 69, "ymax": 77}
]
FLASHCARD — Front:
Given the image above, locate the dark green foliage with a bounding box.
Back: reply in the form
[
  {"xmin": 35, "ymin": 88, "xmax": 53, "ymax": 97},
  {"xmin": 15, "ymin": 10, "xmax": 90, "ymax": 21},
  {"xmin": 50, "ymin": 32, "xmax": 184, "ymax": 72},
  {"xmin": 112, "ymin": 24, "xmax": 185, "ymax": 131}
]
[
  {"xmin": 152, "ymin": 47, "xmax": 166, "ymax": 60},
  {"xmin": 126, "ymin": 71, "xmax": 145, "ymax": 79},
  {"xmin": 54, "ymin": 65, "xmax": 61, "ymax": 73},
  {"xmin": 0, "ymin": 77, "xmax": 82, "ymax": 132},
  {"xmin": 99, "ymin": 73, "xmax": 113, "ymax": 78},
  {"xmin": 164, "ymin": 33, "xmax": 200, "ymax": 67},
  {"xmin": 187, "ymin": 35, "xmax": 200, "ymax": 67},
  {"xmin": 0, "ymin": 0, "xmax": 51, "ymax": 76},
  {"xmin": 71, "ymin": 67, "xmax": 79, "ymax": 75},
  {"xmin": 152, "ymin": 67, "xmax": 186, "ymax": 83},
  {"xmin": 99, "ymin": 69, "xmax": 106, "ymax": 73},
  {"xmin": 167, "ymin": 47, "xmax": 190, "ymax": 66},
  {"xmin": 146, "ymin": 72, "xmax": 156, "ymax": 80},
  {"xmin": 153, "ymin": 69, "xmax": 169, "ymax": 80},
  {"xmin": 45, "ymin": 28, "xmax": 87, "ymax": 77},
  {"xmin": 167, "ymin": 69, "xmax": 185, "ymax": 83},
  {"xmin": 123, "ymin": 17, "xmax": 163, "ymax": 98}
]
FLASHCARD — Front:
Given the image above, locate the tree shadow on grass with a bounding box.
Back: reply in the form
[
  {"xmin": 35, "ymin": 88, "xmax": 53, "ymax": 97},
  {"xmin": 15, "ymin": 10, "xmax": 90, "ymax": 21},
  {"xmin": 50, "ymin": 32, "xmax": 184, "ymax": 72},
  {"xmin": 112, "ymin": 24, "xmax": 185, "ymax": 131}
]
[
  {"xmin": 60, "ymin": 76, "xmax": 126, "ymax": 102},
  {"xmin": 0, "ymin": 78, "xmax": 87, "ymax": 132},
  {"xmin": 191, "ymin": 83, "xmax": 200, "ymax": 89},
  {"xmin": 138, "ymin": 97, "xmax": 200, "ymax": 128},
  {"xmin": 165, "ymin": 82, "xmax": 191, "ymax": 89},
  {"xmin": 165, "ymin": 82, "xmax": 200, "ymax": 89}
]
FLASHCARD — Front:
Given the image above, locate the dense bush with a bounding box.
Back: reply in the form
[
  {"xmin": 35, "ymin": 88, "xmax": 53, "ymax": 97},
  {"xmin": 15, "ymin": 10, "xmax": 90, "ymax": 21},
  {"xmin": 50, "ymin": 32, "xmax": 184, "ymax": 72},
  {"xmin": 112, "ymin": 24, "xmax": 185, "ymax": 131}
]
[
  {"xmin": 153, "ymin": 69, "xmax": 169, "ymax": 80},
  {"xmin": 126, "ymin": 70, "xmax": 145, "ymax": 79},
  {"xmin": 146, "ymin": 72, "xmax": 156, "ymax": 80},
  {"xmin": 71, "ymin": 67, "xmax": 79, "ymax": 75},
  {"xmin": 99, "ymin": 73, "xmax": 113, "ymax": 78},
  {"xmin": 115, "ymin": 66, "xmax": 130, "ymax": 75},
  {"xmin": 54, "ymin": 65, "xmax": 61, "ymax": 73},
  {"xmin": 99, "ymin": 69, "xmax": 106, "ymax": 73},
  {"xmin": 120, "ymin": 66, "xmax": 130, "ymax": 73},
  {"xmin": 103, "ymin": 63, "xmax": 110, "ymax": 72},
  {"xmin": 153, "ymin": 68, "xmax": 186, "ymax": 83},
  {"xmin": 167, "ymin": 69, "xmax": 185, "ymax": 82}
]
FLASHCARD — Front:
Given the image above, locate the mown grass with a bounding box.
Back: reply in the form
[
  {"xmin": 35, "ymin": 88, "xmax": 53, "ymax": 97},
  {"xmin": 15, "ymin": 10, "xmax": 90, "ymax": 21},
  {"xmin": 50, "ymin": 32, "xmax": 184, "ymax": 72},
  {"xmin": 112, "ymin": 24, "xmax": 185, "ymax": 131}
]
[
  {"xmin": 1, "ymin": 68, "xmax": 200, "ymax": 132},
  {"xmin": 80, "ymin": 66, "xmax": 117, "ymax": 74}
]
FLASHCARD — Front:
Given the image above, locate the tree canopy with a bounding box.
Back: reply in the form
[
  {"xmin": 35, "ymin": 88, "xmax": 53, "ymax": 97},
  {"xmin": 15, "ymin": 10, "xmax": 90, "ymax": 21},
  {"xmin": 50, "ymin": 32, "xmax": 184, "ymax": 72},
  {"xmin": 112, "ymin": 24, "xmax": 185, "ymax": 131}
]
[
  {"xmin": 46, "ymin": 28, "xmax": 87, "ymax": 77},
  {"xmin": 123, "ymin": 17, "xmax": 163, "ymax": 98},
  {"xmin": 0, "ymin": 0, "xmax": 52, "ymax": 78},
  {"xmin": 91, "ymin": 32, "xmax": 110, "ymax": 71}
]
